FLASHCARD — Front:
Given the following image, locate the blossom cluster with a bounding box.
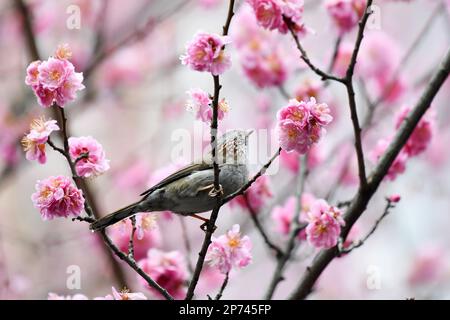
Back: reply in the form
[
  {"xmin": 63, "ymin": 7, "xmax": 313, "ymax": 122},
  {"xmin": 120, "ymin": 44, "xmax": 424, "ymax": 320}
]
[
  {"xmin": 206, "ymin": 224, "xmax": 253, "ymax": 274},
  {"xmin": 247, "ymin": 0, "xmax": 307, "ymax": 36},
  {"xmin": 325, "ymin": 0, "xmax": 367, "ymax": 34},
  {"xmin": 277, "ymin": 97, "xmax": 333, "ymax": 154},
  {"xmin": 185, "ymin": 88, "xmax": 229, "ymax": 123},
  {"xmin": 230, "ymin": 175, "xmax": 273, "ymax": 212},
  {"xmin": 25, "ymin": 44, "xmax": 84, "ymax": 108},
  {"xmin": 272, "ymin": 195, "xmax": 344, "ymax": 249},
  {"xmin": 180, "ymin": 32, "xmax": 231, "ymax": 75},
  {"xmin": 68, "ymin": 136, "xmax": 110, "ymax": 178}
]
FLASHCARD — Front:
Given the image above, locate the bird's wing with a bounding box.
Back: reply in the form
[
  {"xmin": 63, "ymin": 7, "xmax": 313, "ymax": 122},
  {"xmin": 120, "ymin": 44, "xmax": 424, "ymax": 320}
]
[{"xmin": 139, "ymin": 162, "xmax": 213, "ymax": 197}]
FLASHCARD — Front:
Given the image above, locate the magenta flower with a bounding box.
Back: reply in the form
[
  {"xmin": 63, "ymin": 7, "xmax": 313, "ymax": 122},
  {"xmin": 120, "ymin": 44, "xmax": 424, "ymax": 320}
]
[
  {"xmin": 395, "ymin": 106, "xmax": 434, "ymax": 157},
  {"xmin": 138, "ymin": 249, "xmax": 188, "ymax": 299},
  {"xmin": 248, "ymin": 0, "xmax": 306, "ymax": 35},
  {"xmin": 25, "ymin": 45, "xmax": 85, "ymax": 108},
  {"xmin": 277, "ymin": 98, "xmax": 332, "ymax": 154},
  {"xmin": 31, "ymin": 175, "xmax": 84, "ymax": 220},
  {"xmin": 242, "ymin": 51, "xmax": 288, "ymax": 88},
  {"xmin": 206, "ymin": 224, "xmax": 252, "ymax": 274},
  {"xmin": 230, "ymin": 175, "xmax": 273, "ymax": 212},
  {"xmin": 305, "ymin": 199, "xmax": 344, "ymax": 249},
  {"xmin": 180, "ymin": 32, "xmax": 231, "ymax": 75},
  {"xmin": 370, "ymin": 138, "xmax": 408, "ymax": 181},
  {"xmin": 21, "ymin": 117, "xmax": 59, "ymax": 164},
  {"xmin": 68, "ymin": 136, "xmax": 110, "ymax": 178}
]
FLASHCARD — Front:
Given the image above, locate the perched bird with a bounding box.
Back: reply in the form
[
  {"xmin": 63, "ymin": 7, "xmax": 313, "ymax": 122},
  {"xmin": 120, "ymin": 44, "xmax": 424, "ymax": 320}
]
[{"xmin": 90, "ymin": 129, "xmax": 252, "ymax": 231}]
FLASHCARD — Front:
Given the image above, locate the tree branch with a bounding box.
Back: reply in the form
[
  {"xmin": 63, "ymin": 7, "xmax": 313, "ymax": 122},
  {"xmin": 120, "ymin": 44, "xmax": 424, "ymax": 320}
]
[
  {"xmin": 289, "ymin": 47, "xmax": 450, "ymax": 300},
  {"xmin": 215, "ymin": 272, "xmax": 230, "ymax": 300}
]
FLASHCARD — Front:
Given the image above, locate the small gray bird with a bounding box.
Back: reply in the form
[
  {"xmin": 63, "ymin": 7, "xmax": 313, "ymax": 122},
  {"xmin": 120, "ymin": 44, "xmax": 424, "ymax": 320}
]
[{"xmin": 90, "ymin": 129, "xmax": 252, "ymax": 231}]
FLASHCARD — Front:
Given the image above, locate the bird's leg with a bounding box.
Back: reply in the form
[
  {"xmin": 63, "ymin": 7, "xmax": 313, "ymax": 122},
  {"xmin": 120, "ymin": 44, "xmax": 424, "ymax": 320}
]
[
  {"xmin": 190, "ymin": 214, "xmax": 217, "ymax": 232},
  {"xmin": 197, "ymin": 183, "xmax": 224, "ymax": 197}
]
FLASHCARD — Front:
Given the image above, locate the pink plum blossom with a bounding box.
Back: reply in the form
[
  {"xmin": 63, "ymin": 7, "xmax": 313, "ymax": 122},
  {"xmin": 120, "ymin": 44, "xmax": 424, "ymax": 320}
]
[
  {"xmin": 305, "ymin": 199, "xmax": 344, "ymax": 249},
  {"xmin": 325, "ymin": 0, "xmax": 366, "ymax": 34},
  {"xmin": 25, "ymin": 45, "xmax": 85, "ymax": 107},
  {"xmin": 206, "ymin": 224, "xmax": 252, "ymax": 274},
  {"xmin": 395, "ymin": 106, "xmax": 434, "ymax": 157},
  {"xmin": 21, "ymin": 117, "xmax": 59, "ymax": 164},
  {"xmin": 277, "ymin": 98, "xmax": 332, "ymax": 154},
  {"xmin": 230, "ymin": 175, "xmax": 273, "ymax": 212},
  {"xmin": 280, "ymin": 147, "xmax": 322, "ymax": 173},
  {"xmin": 31, "ymin": 175, "xmax": 84, "ymax": 220},
  {"xmin": 110, "ymin": 287, "xmax": 147, "ymax": 300},
  {"xmin": 138, "ymin": 249, "xmax": 188, "ymax": 299},
  {"xmin": 68, "ymin": 136, "xmax": 110, "ymax": 178},
  {"xmin": 370, "ymin": 138, "xmax": 408, "ymax": 181},
  {"xmin": 388, "ymin": 194, "xmax": 401, "ymax": 203},
  {"xmin": 109, "ymin": 213, "xmax": 161, "ymax": 261},
  {"xmin": 247, "ymin": 0, "xmax": 307, "ymax": 35},
  {"xmin": 185, "ymin": 88, "xmax": 229, "ymax": 123},
  {"xmin": 180, "ymin": 32, "xmax": 231, "ymax": 75},
  {"xmin": 408, "ymin": 245, "xmax": 448, "ymax": 286}
]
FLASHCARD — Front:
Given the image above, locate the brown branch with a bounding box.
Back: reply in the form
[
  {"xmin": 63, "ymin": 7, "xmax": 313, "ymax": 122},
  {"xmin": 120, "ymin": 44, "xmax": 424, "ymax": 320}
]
[
  {"xmin": 289, "ymin": 47, "xmax": 450, "ymax": 300},
  {"xmin": 185, "ymin": 0, "xmax": 236, "ymax": 300},
  {"xmin": 284, "ymin": 16, "xmax": 344, "ymax": 83},
  {"xmin": 128, "ymin": 216, "xmax": 137, "ymax": 261},
  {"xmin": 243, "ymin": 194, "xmax": 285, "ymax": 258},
  {"xmin": 265, "ymin": 154, "xmax": 308, "ymax": 299},
  {"xmin": 338, "ymin": 197, "xmax": 396, "ymax": 254},
  {"xmin": 215, "ymin": 272, "xmax": 229, "ymax": 300}
]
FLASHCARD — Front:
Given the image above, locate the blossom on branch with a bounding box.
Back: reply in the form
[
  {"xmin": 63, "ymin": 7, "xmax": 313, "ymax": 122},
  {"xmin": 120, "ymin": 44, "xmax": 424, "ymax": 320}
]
[
  {"xmin": 31, "ymin": 175, "xmax": 84, "ymax": 220},
  {"xmin": 277, "ymin": 97, "xmax": 332, "ymax": 154},
  {"xmin": 180, "ymin": 32, "xmax": 231, "ymax": 75},
  {"xmin": 325, "ymin": 0, "xmax": 366, "ymax": 34},
  {"xmin": 24, "ymin": 44, "xmax": 84, "ymax": 108},
  {"xmin": 206, "ymin": 224, "xmax": 252, "ymax": 274},
  {"xmin": 185, "ymin": 88, "xmax": 229, "ymax": 123},
  {"xmin": 21, "ymin": 117, "xmax": 59, "ymax": 164},
  {"xmin": 68, "ymin": 136, "xmax": 110, "ymax": 178},
  {"xmin": 230, "ymin": 175, "xmax": 273, "ymax": 212}
]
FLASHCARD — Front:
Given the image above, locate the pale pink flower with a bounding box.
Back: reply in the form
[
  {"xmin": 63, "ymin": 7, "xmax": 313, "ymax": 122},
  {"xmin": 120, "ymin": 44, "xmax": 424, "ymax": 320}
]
[
  {"xmin": 305, "ymin": 200, "xmax": 343, "ymax": 249},
  {"xmin": 325, "ymin": 0, "xmax": 366, "ymax": 34},
  {"xmin": 55, "ymin": 43, "xmax": 73, "ymax": 60},
  {"xmin": 333, "ymin": 42, "xmax": 353, "ymax": 77},
  {"xmin": 230, "ymin": 175, "xmax": 273, "ymax": 212},
  {"xmin": 241, "ymin": 51, "xmax": 288, "ymax": 88},
  {"xmin": 109, "ymin": 213, "xmax": 161, "ymax": 261},
  {"xmin": 111, "ymin": 287, "xmax": 147, "ymax": 300},
  {"xmin": 31, "ymin": 176, "xmax": 84, "ymax": 220},
  {"xmin": 21, "ymin": 118, "xmax": 59, "ymax": 164},
  {"xmin": 25, "ymin": 61, "xmax": 41, "ymax": 86},
  {"xmin": 48, "ymin": 293, "xmax": 88, "ymax": 300},
  {"xmin": 186, "ymin": 89, "xmax": 229, "ymax": 123},
  {"xmin": 38, "ymin": 57, "xmax": 73, "ymax": 90},
  {"xmin": 138, "ymin": 249, "xmax": 188, "ymax": 299},
  {"xmin": 180, "ymin": 32, "xmax": 231, "ymax": 75},
  {"xmin": 68, "ymin": 136, "xmax": 110, "ymax": 178},
  {"xmin": 395, "ymin": 106, "xmax": 434, "ymax": 157},
  {"xmin": 206, "ymin": 224, "xmax": 252, "ymax": 274},
  {"xmin": 370, "ymin": 138, "xmax": 408, "ymax": 181},
  {"xmin": 55, "ymin": 70, "xmax": 85, "ymax": 106},
  {"xmin": 198, "ymin": 0, "xmax": 223, "ymax": 9},
  {"xmin": 277, "ymin": 98, "xmax": 332, "ymax": 154}
]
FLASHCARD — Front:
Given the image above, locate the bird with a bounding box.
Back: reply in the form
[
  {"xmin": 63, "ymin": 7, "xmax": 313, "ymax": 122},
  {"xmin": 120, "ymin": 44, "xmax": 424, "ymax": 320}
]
[{"xmin": 90, "ymin": 129, "xmax": 252, "ymax": 232}]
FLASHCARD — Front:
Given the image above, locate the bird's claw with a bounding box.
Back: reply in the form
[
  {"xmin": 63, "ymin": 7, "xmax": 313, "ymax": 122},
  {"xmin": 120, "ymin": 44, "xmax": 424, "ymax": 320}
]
[
  {"xmin": 200, "ymin": 222, "xmax": 217, "ymax": 232},
  {"xmin": 208, "ymin": 184, "xmax": 224, "ymax": 197}
]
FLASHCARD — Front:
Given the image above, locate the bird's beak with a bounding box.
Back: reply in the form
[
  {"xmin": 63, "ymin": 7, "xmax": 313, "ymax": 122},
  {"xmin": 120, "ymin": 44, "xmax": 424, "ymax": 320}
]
[{"xmin": 246, "ymin": 129, "xmax": 254, "ymax": 138}]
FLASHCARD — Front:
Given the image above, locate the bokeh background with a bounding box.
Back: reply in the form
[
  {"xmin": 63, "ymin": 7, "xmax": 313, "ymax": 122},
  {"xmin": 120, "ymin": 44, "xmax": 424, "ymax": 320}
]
[{"xmin": 0, "ymin": 0, "xmax": 449, "ymax": 299}]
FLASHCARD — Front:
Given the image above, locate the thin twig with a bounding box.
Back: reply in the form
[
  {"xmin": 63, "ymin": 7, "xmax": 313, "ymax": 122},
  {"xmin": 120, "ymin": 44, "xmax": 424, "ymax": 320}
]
[
  {"xmin": 215, "ymin": 272, "xmax": 230, "ymax": 300},
  {"xmin": 338, "ymin": 197, "xmax": 396, "ymax": 254},
  {"xmin": 264, "ymin": 154, "xmax": 308, "ymax": 299},
  {"xmin": 128, "ymin": 216, "xmax": 137, "ymax": 261},
  {"xmin": 243, "ymin": 194, "xmax": 284, "ymax": 258}
]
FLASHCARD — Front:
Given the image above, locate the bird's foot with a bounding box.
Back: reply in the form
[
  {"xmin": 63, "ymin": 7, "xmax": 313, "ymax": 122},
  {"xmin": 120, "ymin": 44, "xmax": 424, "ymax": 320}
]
[
  {"xmin": 200, "ymin": 221, "xmax": 217, "ymax": 233},
  {"xmin": 208, "ymin": 184, "xmax": 224, "ymax": 197}
]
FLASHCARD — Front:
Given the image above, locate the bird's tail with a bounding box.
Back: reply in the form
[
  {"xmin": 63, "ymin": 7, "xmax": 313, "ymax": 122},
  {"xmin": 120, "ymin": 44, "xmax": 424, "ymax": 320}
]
[{"xmin": 90, "ymin": 201, "xmax": 141, "ymax": 232}]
